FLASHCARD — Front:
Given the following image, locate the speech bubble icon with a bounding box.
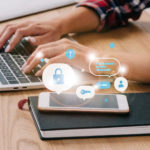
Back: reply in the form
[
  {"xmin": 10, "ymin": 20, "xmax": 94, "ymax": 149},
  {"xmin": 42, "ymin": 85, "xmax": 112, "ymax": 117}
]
[
  {"xmin": 42, "ymin": 63, "xmax": 76, "ymax": 94},
  {"xmin": 76, "ymin": 86, "xmax": 95, "ymax": 100},
  {"xmin": 89, "ymin": 58, "xmax": 121, "ymax": 77},
  {"xmin": 114, "ymin": 77, "xmax": 128, "ymax": 92}
]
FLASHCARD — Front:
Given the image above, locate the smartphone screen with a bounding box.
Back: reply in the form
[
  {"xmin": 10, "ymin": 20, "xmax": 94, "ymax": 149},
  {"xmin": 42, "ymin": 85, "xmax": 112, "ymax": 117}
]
[{"xmin": 49, "ymin": 93, "xmax": 119, "ymax": 109}]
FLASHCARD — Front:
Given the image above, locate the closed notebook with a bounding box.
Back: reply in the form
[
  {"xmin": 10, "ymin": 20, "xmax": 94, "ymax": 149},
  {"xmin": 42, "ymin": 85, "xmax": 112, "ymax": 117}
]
[{"xmin": 28, "ymin": 92, "xmax": 150, "ymax": 140}]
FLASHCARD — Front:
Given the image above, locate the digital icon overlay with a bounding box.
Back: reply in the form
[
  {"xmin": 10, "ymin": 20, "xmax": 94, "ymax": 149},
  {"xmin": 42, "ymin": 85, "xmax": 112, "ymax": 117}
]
[
  {"xmin": 80, "ymin": 89, "xmax": 91, "ymax": 95},
  {"xmin": 104, "ymin": 98, "xmax": 109, "ymax": 103},
  {"xmin": 42, "ymin": 63, "xmax": 77, "ymax": 94},
  {"xmin": 89, "ymin": 58, "xmax": 121, "ymax": 77},
  {"xmin": 114, "ymin": 77, "xmax": 128, "ymax": 92},
  {"xmin": 66, "ymin": 49, "xmax": 75, "ymax": 60},
  {"xmin": 110, "ymin": 42, "xmax": 115, "ymax": 48},
  {"xmin": 40, "ymin": 58, "xmax": 44, "ymax": 62},
  {"xmin": 96, "ymin": 81, "xmax": 111, "ymax": 89},
  {"xmin": 53, "ymin": 68, "xmax": 64, "ymax": 84},
  {"xmin": 40, "ymin": 41, "xmax": 129, "ymax": 105},
  {"xmin": 76, "ymin": 86, "xmax": 95, "ymax": 100}
]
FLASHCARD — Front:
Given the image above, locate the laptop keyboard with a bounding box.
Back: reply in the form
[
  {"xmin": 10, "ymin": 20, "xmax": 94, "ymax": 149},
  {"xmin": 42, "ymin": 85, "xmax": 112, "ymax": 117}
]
[{"xmin": 0, "ymin": 38, "xmax": 45, "ymax": 85}]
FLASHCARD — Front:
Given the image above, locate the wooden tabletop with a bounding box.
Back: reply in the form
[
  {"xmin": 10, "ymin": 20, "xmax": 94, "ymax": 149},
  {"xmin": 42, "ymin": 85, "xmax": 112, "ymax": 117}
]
[{"xmin": 1, "ymin": 5, "xmax": 150, "ymax": 150}]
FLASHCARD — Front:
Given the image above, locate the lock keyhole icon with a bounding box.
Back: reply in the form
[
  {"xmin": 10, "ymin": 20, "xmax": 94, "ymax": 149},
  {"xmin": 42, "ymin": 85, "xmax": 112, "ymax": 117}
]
[{"xmin": 53, "ymin": 68, "xmax": 64, "ymax": 84}]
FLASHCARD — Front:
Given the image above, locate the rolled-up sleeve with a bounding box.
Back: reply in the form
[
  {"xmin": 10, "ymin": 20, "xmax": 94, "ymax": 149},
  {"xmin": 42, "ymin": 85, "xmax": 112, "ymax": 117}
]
[{"xmin": 76, "ymin": 0, "xmax": 150, "ymax": 31}]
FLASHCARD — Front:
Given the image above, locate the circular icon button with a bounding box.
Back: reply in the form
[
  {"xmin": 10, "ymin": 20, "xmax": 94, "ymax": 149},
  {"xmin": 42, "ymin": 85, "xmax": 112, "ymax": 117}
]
[
  {"xmin": 66, "ymin": 49, "xmax": 75, "ymax": 60},
  {"xmin": 114, "ymin": 77, "xmax": 128, "ymax": 92}
]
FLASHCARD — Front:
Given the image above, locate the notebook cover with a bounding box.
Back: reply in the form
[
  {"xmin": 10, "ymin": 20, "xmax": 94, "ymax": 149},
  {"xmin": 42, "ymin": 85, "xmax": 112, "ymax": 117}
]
[{"xmin": 28, "ymin": 93, "xmax": 150, "ymax": 140}]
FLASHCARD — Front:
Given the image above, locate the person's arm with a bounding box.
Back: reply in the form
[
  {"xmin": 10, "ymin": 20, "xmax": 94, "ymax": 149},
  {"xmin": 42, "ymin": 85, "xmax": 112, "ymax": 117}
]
[
  {"xmin": 0, "ymin": 7, "xmax": 100, "ymax": 52},
  {"xmin": 61, "ymin": 0, "xmax": 150, "ymax": 33},
  {"xmin": 21, "ymin": 38, "xmax": 150, "ymax": 83},
  {"xmin": 59, "ymin": 6, "xmax": 100, "ymax": 34},
  {"xmin": 107, "ymin": 52, "xmax": 150, "ymax": 83},
  {"xmin": 1, "ymin": 0, "xmax": 150, "ymax": 52}
]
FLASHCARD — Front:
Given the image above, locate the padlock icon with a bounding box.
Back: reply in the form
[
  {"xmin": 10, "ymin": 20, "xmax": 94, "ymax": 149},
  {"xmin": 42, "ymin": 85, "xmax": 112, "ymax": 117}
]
[{"xmin": 53, "ymin": 68, "xmax": 64, "ymax": 84}]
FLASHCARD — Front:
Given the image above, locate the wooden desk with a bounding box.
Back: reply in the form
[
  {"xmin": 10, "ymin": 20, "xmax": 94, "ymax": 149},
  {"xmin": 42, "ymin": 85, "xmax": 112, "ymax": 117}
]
[{"xmin": 1, "ymin": 5, "xmax": 150, "ymax": 150}]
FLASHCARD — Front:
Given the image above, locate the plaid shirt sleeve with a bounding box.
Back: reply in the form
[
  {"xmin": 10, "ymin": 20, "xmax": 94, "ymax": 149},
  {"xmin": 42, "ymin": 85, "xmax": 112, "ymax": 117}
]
[{"xmin": 76, "ymin": 0, "xmax": 150, "ymax": 31}]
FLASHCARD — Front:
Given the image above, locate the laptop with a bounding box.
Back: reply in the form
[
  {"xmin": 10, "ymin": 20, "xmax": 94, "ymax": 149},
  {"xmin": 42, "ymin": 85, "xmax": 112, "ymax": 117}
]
[
  {"xmin": 0, "ymin": 38, "xmax": 47, "ymax": 91},
  {"xmin": 0, "ymin": 0, "xmax": 77, "ymax": 22},
  {"xmin": 0, "ymin": 0, "xmax": 77, "ymax": 91}
]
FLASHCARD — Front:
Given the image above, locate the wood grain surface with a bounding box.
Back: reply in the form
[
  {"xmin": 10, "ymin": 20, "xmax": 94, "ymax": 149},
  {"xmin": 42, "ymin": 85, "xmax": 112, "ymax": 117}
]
[{"xmin": 0, "ymin": 5, "xmax": 150, "ymax": 150}]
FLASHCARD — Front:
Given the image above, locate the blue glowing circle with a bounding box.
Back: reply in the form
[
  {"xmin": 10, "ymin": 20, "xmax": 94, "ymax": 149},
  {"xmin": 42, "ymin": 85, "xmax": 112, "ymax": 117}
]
[
  {"xmin": 66, "ymin": 49, "xmax": 75, "ymax": 60},
  {"xmin": 110, "ymin": 43, "xmax": 115, "ymax": 48},
  {"xmin": 104, "ymin": 98, "xmax": 109, "ymax": 103},
  {"xmin": 40, "ymin": 58, "xmax": 44, "ymax": 62}
]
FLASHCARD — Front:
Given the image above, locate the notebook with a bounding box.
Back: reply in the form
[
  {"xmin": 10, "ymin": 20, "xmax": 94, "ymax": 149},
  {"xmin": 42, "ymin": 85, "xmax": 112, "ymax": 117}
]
[{"xmin": 28, "ymin": 92, "xmax": 150, "ymax": 140}]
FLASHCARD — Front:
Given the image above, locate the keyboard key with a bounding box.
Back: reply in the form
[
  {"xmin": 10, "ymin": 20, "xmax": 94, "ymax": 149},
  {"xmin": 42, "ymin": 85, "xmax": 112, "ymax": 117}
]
[
  {"xmin": 20, "ymin": 43, "xmax": 30, "ymax": 56},
  {"xmin": 6, "ymin": 76, "xmax": 16, "ymax": 81},
  {"xmin": 1, "ymin": 53, "xmax": 9, "ymax": 58},
  {"xmin": 12, "ymin": 55, "xmax": 21, "ymax": 59},
  {"xmin": 11, "ymin": 48, "xmax": 19, "ymax": 55},
  {"xmin": 13, "ymin": 70, "xmax": 25, "ymax": 78},
  {"xmin": 0, "ymin": 63, "xmax": 8, "ymax": 70},
  {"xmin": 21, "ymin": 38, "xmax": 35, "ymax": 54},
  {"xmin": 0, "ymin": 62, "xmax": 6, "ymax": 67},
  {"xmin": 16, "ymin": 62, "xmax": 24, "ymax": 68},
  {"xmin": 27, "ymin": 76, "xmax": 41, "ymax": 82},
  {"xmin": 9, "ymin": 63, "xmax": 18, "ymax": 69},
  {"xmin": 3, "ymin": 72, "xmax": 13, "ymax": 77},
  {"xmin": 0, "ymin": 66, "xmax": 8, "ymax": 70},
  {"xmin": 28, "ymin": 71, "xmax": 34, "ymax": 76},
  {"xmin": 14, "ymin": 42, "xmax": 30, "ymax": 56},
  {"xmin": 32, "ymin": 66, "xmax": 41, "ymax": 74},
  {"xmin": 22, "ymin": 56, "xmax": 29, "ymax": 61},
  {"xmin": 1, "ymin": 70, "xmax": 12, "ymax": 75},
  {"xmin": 8, "ymin": 80, "xmax": 19, "ymax": 84},
  {"xmin": 0, "ymin": 37, "xmax": 11, "ymax": 53},
  {"xmin": 16, "ymin": 58, "xmax": 25, "ymax": 65},
  {"xmin": 12, "ymin": 56, "xmax": 25, "ymax": 68},
  {"xmin": 18, "ymin": 78, "xmax": 29, "ymax": 83},
  {"xmin": 39, "ymin": 61, "xmax": 46, "ymax": 68},
  {"xmin": 0, "ymin": 47, "xmax": 5, "ymax": 53},
  {"xmin": 0, "ymin": 72, "xmax": 8, "ymax": 85},
  {"xmin": 3, "ymin": 41, "xmax": 9, "ymax": 50}
]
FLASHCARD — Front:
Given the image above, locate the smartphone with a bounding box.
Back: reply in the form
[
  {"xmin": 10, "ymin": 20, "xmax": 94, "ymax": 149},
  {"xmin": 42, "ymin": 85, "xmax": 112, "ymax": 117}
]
[{"xmin": 38, "ymin": 92, "xmax": 129, "ymax": 113}]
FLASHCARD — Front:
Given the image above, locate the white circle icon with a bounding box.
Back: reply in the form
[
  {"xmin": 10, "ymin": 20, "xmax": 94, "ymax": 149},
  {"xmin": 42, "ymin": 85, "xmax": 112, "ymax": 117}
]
[
  {"xmin": 42, "ymin": 63, "xmax": 77, "ymax": 94},
  {"xmin": 114, "ymin": 77, "xmax": 128, "ymax": 92}
]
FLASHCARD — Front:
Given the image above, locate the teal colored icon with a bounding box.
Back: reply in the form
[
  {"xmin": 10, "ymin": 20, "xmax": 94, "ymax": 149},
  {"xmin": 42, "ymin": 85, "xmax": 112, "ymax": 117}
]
[
  {"xmin": 66, "ymin": 49, "xmax": 75, "ymax": 60},
  {"xmin": 104, "ymin": 98, "xmax": 109, "ymax": 103},
  {"xmin": 53, "ymin": 68, "xmax": 64, "ymax": 84},
  {"xmin": 110, "ymin": 43, "xmax": 115, "ymax": 48},
  {"xmin": 96, "ymin": 81, "xmax": 111, "ymax": 89},
  {"xmin": 81, "ymin": 89, "xmax": 91, "ymax": 95},
  {"xmin": 40, "ymin": 58, "xmax": 44, "ymax": 62},
  {"xmin": 119, "ymin": 80, "xmax": 124, "ymax": 88}
]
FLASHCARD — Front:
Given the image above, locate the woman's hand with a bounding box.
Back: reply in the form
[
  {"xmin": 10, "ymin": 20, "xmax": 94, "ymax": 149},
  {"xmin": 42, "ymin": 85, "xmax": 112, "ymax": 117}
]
[
  {"xmin": 21, "ymin": 38, "xmax": 97, "ymax": 76},
  {"xmin": 0, "ymin": 6, "xmax": 100, "ymax": 53},
  {"xmin": 0, "ymin": 19, "xmax": 63, "ymax": 52}
]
